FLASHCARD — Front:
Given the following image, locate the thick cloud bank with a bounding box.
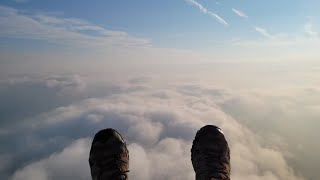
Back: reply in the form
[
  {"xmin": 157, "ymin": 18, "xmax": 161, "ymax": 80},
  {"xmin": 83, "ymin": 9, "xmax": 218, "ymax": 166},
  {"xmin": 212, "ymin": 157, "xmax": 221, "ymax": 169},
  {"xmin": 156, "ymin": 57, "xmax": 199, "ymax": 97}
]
[{"xmin": 2, "ymin": 79, "xmax": 305, "ymax": 180}]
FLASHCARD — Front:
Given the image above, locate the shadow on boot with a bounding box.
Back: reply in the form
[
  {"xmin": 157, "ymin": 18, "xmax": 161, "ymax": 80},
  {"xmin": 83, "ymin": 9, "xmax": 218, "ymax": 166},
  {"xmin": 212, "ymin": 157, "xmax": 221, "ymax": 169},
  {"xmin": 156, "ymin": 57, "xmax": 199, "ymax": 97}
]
[
  {"xmin": 89, "ymin": 129, "xmax": 129, "ymax": 180},
  {"xmin": 191, "ymin": 125, "xmax": 230, "ymax": 180}
]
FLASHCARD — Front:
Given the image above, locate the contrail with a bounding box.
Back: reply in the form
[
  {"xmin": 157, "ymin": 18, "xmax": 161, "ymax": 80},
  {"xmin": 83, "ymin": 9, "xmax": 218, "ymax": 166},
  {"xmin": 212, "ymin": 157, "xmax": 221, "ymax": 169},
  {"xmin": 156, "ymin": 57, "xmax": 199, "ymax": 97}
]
[
  {"xmin": 254, "ymin": 26, "xmax": 274, "ymax": 39},
  {"xmin": 232, "ymin": 8, "xmax": 248, "ymax": 18},
  {"xmin": 185, "ymin": 0, "xmax": 229, "ymax": 26}
]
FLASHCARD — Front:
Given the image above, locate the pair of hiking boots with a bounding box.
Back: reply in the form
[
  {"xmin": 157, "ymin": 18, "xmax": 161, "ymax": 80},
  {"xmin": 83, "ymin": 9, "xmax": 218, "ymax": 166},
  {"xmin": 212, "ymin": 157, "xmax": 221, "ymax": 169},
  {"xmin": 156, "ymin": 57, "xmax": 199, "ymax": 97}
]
[{"xmin": 89, "ymin": 125, "xmax": 230, "ymax": 180}]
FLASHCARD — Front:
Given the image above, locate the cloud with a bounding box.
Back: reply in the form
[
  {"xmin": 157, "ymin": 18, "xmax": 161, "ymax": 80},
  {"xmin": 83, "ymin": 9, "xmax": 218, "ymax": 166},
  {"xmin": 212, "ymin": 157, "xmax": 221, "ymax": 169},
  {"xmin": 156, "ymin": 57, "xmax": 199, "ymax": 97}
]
[
  {"xmin": 11, "ymin": 138, "xmax": 92, "ymax": 180},
  {"xmin": 185, "ymin": 0, "xmax": 229, "ymax": 26},
  {"xmin": 207, "ymin": 12, "xmax": 229, "ymax": 27},
  {"xmin": 185, "ymin": 0, "xmax": 207, "ymax": 13},
  {"xmin": 128, "ymin": 76, "xmax": 152, "ymax": 85},
  {"xmin": 43, "ymin": 75, "xmax": 86, "ymax": 95},
  {"xmin": 13, "ymin": 0, "xmax": 28, "ymax": 3},
  {"xmin": 219, "ymin": 88, "xmax": 320, "ymax": 180},
  {"xmin": 1, "ymin": 76, "xmax": 306, "ymax": 180},
  {"xmin": 232, "ymin": 8, "xmax": 248, "ymax": 18},
  {"xmin": 254, "ymin": 26, "xmax": 275, "ymax": 39},
  {"xmin": 304, "ymin": 22, "xmax": 318, "ymax": 39},
  {"xmin": 0, "ymin": 6, "xmax": 151, "ymax": 49},
  {"xmin": 5, "ymin": 74, "xmax": 87, "ymax": 95}
]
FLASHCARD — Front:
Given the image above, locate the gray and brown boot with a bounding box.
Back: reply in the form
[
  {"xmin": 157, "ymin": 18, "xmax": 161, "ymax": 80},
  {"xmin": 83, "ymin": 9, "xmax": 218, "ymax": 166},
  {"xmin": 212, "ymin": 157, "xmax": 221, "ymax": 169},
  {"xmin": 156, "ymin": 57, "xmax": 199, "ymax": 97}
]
[
  {"xmin": 191, "ymin": 125, "xmax": 231, "ymax": 180},
  {"xmin": 89, "ymin": 128, "xmax": 129, "ymax": 180}
]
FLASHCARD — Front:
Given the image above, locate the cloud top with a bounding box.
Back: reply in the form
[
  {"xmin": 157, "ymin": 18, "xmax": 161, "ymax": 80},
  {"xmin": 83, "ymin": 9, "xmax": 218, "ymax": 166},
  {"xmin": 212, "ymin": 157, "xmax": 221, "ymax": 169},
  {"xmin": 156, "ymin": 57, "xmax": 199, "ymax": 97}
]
[{"xmin": 2, "ymin": 77, "xmax": 305, "ymax": 180}]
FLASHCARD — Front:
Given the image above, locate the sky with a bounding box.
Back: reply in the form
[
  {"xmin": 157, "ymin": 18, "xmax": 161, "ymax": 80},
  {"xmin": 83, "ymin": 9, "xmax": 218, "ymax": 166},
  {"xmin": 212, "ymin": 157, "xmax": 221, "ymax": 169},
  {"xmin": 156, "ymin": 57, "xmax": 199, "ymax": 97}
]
[
  {"xmin": 0, "ymin": 0, "xmax": 319, "ymax": 63},
  {"xmin": 0, "ymin": 0, "xmax": 320, "ymax": 180}
]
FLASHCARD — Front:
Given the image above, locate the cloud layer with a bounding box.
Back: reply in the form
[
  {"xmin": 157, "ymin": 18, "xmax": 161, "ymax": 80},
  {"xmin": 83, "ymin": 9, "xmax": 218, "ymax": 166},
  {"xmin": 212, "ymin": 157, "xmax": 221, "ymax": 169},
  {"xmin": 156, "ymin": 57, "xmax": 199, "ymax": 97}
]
[{"xmin": 0, "ymin": 74, "xmax": 307, "ymax": 180}]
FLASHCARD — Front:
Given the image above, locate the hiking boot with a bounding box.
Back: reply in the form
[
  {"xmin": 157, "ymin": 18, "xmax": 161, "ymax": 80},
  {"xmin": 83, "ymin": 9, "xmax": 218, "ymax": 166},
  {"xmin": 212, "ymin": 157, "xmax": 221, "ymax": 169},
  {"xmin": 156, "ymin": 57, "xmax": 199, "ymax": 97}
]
[
  {"xmin": 191, "ymin": 125, "xmax": 230, "ymax": 180},
  {"xmin": 89, "ymin": 128, "xmax": 129, "ymax": 180}
]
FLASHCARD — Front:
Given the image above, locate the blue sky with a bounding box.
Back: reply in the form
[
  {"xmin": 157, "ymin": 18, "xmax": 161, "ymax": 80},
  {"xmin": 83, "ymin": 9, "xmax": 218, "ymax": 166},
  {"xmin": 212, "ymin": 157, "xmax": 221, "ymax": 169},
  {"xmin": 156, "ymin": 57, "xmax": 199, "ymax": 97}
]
[{"xmin": 0, "ymin": 0, "xmax": 319, "ymax": 50}]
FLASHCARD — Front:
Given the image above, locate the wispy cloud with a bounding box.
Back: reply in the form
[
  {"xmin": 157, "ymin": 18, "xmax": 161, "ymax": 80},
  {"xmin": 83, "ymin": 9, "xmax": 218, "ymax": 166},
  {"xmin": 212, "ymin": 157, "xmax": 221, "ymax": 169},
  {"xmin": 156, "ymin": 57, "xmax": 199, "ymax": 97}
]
[
  {"xmin": 0, "ymin": 6, "xmax": 151, "ymax": 49},
  {"xmin": 254, "ymin": 26, "xmax": 275, "ymax": 39},
  {"xmin": 207, "ymin": 12, "xmax": 229, "ymax": 26},
  {"xmin": 13, "ymin": 0, "xmax": 28, "ymax": 3},
  {"xmin": 304, "ymin": 22, "xmax": 318, "ymax": 39},
  {"xmin": 232, "ymin": 8, "xmax": 248, "ymax": 18},
  {"xmin": 185, "ymin": 0, "xmax": 229, "ymax": 26}
]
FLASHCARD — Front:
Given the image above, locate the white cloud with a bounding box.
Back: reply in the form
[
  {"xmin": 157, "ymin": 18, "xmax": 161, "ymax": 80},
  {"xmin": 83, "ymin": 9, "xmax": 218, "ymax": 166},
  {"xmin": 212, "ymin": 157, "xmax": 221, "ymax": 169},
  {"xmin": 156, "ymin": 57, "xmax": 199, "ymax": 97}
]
[
  {"xmin": 0, "ymin": 6, "xmax": 151, "ymax": 49},
  {"xmin": 185, "ymin": 0, "xmax": 229, "ymax": 26},
  {"xmin": 5, "ymin": 74, "xmax": 87, "ymax": 95},
  {"xmin": 6, "ymin": 80, "xmax": 305, "ymax": 180},
  {"xmin": 232, "ymin": 8, "xmax": 248, "ymax": 18},
  {"xmin": 254, "ymin": 26, "xmax": 275, "ymax": 39},
  {"xmin": 304, "ymin": 22, "xmax": 318, "ymax": 39},
  {"xmin": 44, "ymin": 75, "xmax": 86, "ymax": 94},
  {"xmin": 207, "ymin": 11, "xmax": 229, "ymax": 27},
  {"xmin": 11, "ymin": 138, "xmax": 92, "ymax": 180},
  {"xmin": 185, "ymin": 0, "xmax": 207, "ymax": 13}
]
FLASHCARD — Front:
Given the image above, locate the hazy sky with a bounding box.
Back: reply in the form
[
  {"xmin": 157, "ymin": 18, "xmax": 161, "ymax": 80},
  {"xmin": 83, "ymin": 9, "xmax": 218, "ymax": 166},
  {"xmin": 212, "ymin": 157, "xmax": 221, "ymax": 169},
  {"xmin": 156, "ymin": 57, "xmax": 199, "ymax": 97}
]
[{"xmin": 0, "ymin": 1, "xmax": 320, "ymax": 180}]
